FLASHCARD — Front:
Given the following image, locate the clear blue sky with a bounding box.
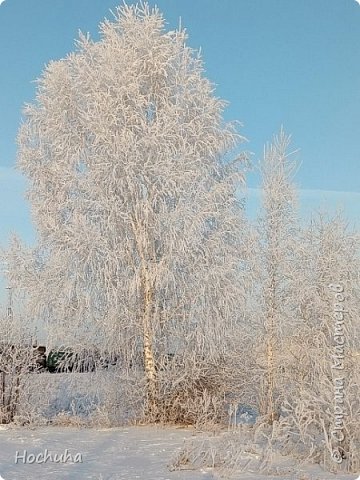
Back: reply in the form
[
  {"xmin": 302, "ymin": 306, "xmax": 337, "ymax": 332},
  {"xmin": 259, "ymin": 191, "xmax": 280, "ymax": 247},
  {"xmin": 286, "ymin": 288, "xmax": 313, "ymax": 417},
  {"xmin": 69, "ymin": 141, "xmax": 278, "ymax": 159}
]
[{"xmin": 0, "ymin": 0, "xmax": 359, "ymax": 250}]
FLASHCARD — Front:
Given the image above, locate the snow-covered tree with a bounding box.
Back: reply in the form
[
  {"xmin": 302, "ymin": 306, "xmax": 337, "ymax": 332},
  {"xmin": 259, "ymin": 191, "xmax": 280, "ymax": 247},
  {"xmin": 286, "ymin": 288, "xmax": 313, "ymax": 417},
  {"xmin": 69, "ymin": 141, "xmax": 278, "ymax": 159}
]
[
  {"xmin": 281, "ymin": 213, "xmax": 360, "ymax": 472},
  {"xmin": 247, "ymin": 129, "xmax": 299, "ymax": 423},
  {"xmin": 17, "ymin": 3, "xmax": 247, "ymax": 419},
  {"xmin": 0, "ymin": 238, "xmax": 43, "ymax": 424}
]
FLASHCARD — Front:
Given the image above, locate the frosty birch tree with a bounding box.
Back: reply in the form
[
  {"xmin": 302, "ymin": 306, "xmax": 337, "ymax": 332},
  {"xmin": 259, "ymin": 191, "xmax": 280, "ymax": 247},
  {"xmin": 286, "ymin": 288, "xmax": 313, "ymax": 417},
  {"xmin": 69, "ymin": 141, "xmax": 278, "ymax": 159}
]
[
  {"xmin": 282, "ymin": 213, "xmax": 360, "ymax": 472},
  {"xmin": 219, "ymin": 130, "xmax": 299, "ymax": 425},
  {"xmin": 17, "ymin": 3, "xmax": 247, "ymax": 420},
  {"xmin": 255, "ymin": 129, "xmax": 299, "ymax": 423}
]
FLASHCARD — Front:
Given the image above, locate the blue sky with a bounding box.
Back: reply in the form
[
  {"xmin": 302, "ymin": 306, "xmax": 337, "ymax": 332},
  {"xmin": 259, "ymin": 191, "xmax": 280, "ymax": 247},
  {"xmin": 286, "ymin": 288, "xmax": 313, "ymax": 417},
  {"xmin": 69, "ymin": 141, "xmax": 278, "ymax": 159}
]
[{"xmin": 0, "ymin": 0, "xmax": 359, "ymax": 253}]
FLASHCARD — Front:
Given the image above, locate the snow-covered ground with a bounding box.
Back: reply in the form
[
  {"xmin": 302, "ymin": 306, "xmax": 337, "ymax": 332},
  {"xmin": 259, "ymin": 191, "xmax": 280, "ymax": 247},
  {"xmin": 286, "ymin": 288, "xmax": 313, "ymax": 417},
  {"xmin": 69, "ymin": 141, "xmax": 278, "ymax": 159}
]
[
  {"xmin": 0, "ymin": 425, "xmax": 212, "ymax": 480},
  {"xmin": 0, "ymin": 425, "xmax": 359, "ymax": 480}
]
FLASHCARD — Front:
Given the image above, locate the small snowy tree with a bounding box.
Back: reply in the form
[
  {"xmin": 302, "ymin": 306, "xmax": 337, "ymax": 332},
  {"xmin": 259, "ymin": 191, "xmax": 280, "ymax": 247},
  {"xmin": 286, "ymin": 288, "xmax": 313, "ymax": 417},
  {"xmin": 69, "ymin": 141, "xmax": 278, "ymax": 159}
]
[
  {"xmin": 17, "ymin": 3, "xmax": 247, "ymax": 420},
  {"xmin": 0, "ymin": 316, "xmax": 41, "ymax": 424},
  {"xmin": 0, "ymin": 241, "xmax": 42, "ymax": 424},
  {"xmin": 282, "ymin": 213, "xmax": 360, "ymax": 472}
]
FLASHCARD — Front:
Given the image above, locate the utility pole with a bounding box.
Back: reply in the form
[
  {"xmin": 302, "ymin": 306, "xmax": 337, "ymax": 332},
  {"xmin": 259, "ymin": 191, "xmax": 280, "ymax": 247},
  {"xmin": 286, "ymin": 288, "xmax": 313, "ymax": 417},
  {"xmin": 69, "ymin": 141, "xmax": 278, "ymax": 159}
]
[{"xmin": 5, "ymin": 286, "xmax": 13, "ymax": 320}]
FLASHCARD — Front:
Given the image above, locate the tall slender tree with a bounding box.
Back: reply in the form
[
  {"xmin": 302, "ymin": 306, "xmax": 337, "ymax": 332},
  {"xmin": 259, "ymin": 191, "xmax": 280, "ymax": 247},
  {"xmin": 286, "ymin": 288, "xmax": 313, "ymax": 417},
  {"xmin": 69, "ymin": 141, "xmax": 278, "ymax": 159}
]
[{"xmin": 256, "ymin": 129, "xmax": 299, "ymax": 423}]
